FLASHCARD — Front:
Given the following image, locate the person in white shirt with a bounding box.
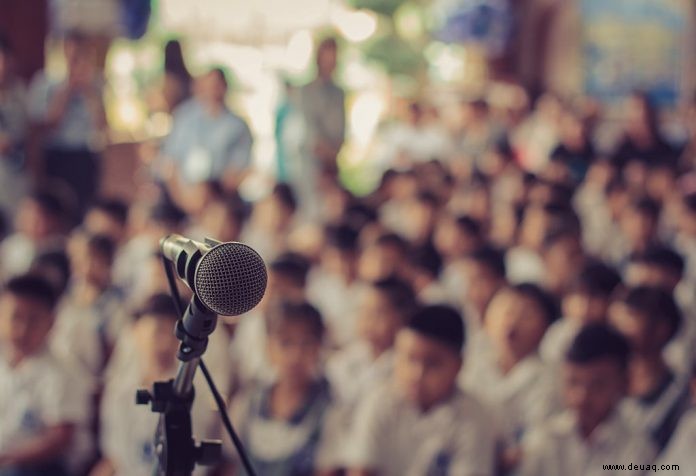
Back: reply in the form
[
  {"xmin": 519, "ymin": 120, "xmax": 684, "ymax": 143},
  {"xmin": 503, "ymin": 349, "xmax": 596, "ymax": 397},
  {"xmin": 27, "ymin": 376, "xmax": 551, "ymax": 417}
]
[
  {"xmin": 541, "ymin": 260, "xmax": 622, "ymax": 364},
  {"xmin": 326, "ymin": 277, "xmax": 416, "ymax": 407},
  {"xmin": 656, "ymin": 365, "xmax": 696, "ymax": 474},
  {"xmin": 92, "ymin": 294, "xmax": 219, "ymax": 476},
  {"xmin": 519, "ymin": 324, "xmax": 656, "ymax": 476},
  {"xmin": 403, "ymin": 243, "xmax": 450, "ymax": 305},
  {"xmin": 462, "ymin": 284, "xmax": 562, "ymax": 464},
  {"xmin": 226, "ymin": 301, "xmax": 338, "ymax": 475},
  {"xmin": 307, "ymin": 224, "xmax": 361, "ymax": 348},
  {"xmin": 0, "ymin": 274, "xmax": 90, "ymax": 476},
  {"xmin": 609, "ymin": 286, "xmax": 690, "ymax": 452},
  {"xmin": 346, "ymin": 305, "xmax": 496, "ymax": 476}
]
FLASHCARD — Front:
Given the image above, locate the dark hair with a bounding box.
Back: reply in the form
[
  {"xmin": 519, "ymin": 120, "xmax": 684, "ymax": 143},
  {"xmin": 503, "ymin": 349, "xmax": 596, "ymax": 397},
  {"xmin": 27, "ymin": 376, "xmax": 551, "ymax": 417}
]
[
  {"xmin": 343, "ymin": 201, "xmax": 378, "ymax": 230},
  {"xmin": 270, "ymin": 252, "xmax": 311, "ymax": 288},
  {"xmin": 566, "ymin": 323, "xmax": 630, "ymax": 371},
  {"xmin": 469, "ymin": 246, "xmax": 506, "ymax": 280},
  {"xmin": 30, "ymin": 250, "xmax": 71, "ymax": 298},
  {"xmin": 90, "ymin": 198, "xmax": 129, "ymax": 226},
  {"xmin": 208, "ymin": 66, "xmax": 229, "ymax": 89},
  {"xmin": 406, "ymin": 305, "xmax": 465, "ymax": 354},
  {"xmin": 325, "ymin": 223, "xmax": 359, "ymax": 253},
  {"xmin": 164, "ymin": 39, "xmax": 191, "ymax": 81},
  {"xmin": 371, "ymin": 276, "xmax": 417, "ymax": 320},
  {"xmin": 28, "ymin": 189, "xmax": 68, "ymax": 221},
  {"xmin": 416, "ymin": 190, "xmax": 439, "ymax": 208},
  {"xmin": 3, "ymin": 274, "xmax": 58, "ymax": 310},
  {"xmin": 86, "ymin": 233, "xmax": 117, "ymax": 263},
  {"xmin": 0, "ymin": 34, "xmax": 12, "ymax": 54},
  {"xmin": 149, "ymin": 201, "xmax": 187, "ymax": 226},
  {"xmin": 569, "ymin": 260, "xmax": 622, "ymax": 298},
  {"xmin": 509, "ymin": 283, "xmax": 559, "ymax": 325},
  {"xmin": 374, "ymin": 232, "xmax": 408, "ymax": 253},
  {"xmin": 266, "ymin": 300, "xmax": 325, "ymax": 341},
  {"xmin": 619, "ymin": 286, "xmax": 681, "ymax": 340},
  {"xmin": 272, "ymin": 183, "xmax": 297, "ymax": 214},
  {"xmin": 407, "ymin": 243, "xmax": 443, "ymax": 278},
  {"xmin": 628, "ymin": 245, "xmax": 685, "ymax": 278},
  {"xmin": 683, "ymin": 193, "xmax": 696, "ymax": 214},
  {"xmin": 542, "ymin": 226, "xmax": 582, "ymax": 251},
  {"xmin": 134, "ymin": 293, "xmax": 180, "ymax": 322},
  {"xmin": 628, "ymin": 195, "xmax": 661, "ymax": 221},
  {"xmin": 318, "ymin": 37, "xmax": 338, "ymax": 52},
  {"xmin": 454, "ymin": 215, "xmax": 481, "ymax": 237},
  {"xmin": 64, "ymin": 29, "xmax": 88, "ymax": 45}
]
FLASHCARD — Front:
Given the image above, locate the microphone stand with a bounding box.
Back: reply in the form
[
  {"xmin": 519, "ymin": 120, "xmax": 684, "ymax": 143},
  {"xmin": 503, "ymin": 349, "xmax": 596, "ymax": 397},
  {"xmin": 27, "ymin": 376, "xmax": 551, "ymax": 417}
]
[{"xmin": 137, "ymin": 297, "xmax": 221, "ymax": 476}]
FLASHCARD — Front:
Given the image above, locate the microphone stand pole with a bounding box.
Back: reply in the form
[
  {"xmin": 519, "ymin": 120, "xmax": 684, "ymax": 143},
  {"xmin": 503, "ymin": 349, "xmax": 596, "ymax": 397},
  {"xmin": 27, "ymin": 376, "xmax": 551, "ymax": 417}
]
[{"xmin": 137, "ymin": 297, "xmax": 222, "ymax": 476}]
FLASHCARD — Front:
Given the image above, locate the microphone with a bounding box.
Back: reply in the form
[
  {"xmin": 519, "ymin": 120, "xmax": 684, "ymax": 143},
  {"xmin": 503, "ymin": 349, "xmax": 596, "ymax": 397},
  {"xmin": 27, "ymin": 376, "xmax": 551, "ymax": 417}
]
[{"xmin": 160, "ymin": 234, "xmax": 267, "ymax": 316}]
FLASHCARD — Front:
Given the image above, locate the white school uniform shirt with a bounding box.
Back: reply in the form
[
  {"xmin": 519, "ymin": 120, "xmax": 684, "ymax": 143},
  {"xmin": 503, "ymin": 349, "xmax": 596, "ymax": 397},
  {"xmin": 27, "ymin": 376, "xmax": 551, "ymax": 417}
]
[
  {"xmin": 519, "ymin": 409, "xmax": 657, "ymax": 476},
  {"xmin": 621, "ymin": 373, "xmax": 690, "ymax": 451},
  {"xmin": 325, "ymin": 340, "xmax": 394, "ymax": 406},
  {"xmin": 345, "ymin": 383, "xmax": 496, "ymax": 476},
  {"xmin": 505, "ymin": 246, "xmax": 545, "ymax": 285},
  {"xmin": 540, "ymin": 317, "xmax": 582, "ymax": 364},
  {"xmin": 229, "ymin": 309, "xmax": 275, "ymax": 388},
  {"xmin": 100, "ymin": 362, "xmax": 217, "ymax": 476},
  {"xmin": 307, "ymin": 269, "xmax": 360, "ymax": 348},
  {"xmin": 461, "ymin": 352, "xmax": 560, "ymax": 443},
  {"xmin": 0, "ymin": 348, "xmax": 91, "ymax": 473},
  {"xmin": 656, "ymin": 408, "xmax": 696, "ymax": 474}
]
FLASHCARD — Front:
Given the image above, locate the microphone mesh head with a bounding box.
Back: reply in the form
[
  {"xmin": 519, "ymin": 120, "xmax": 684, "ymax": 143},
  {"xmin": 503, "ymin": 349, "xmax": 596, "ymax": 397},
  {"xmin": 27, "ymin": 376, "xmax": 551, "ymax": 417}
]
[{"xmin": 194, "ymin": 242, "xmax": 267, "ymax": 316}]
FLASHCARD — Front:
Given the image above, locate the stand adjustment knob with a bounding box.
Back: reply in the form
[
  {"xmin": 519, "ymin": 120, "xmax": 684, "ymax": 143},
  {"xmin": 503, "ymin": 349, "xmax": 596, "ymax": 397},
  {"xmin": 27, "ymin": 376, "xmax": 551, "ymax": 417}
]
[{"xmin": 135, "ymin": 389, "xmax": 152, "ymax": 405}]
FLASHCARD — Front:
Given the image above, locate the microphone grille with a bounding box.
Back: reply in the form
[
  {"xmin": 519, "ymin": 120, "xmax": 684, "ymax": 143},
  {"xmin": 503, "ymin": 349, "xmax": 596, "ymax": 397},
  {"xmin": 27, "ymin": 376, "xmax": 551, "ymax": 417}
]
[{"xmin": 194, "ymin": 242, "xmax": 267, "ymax": 316}]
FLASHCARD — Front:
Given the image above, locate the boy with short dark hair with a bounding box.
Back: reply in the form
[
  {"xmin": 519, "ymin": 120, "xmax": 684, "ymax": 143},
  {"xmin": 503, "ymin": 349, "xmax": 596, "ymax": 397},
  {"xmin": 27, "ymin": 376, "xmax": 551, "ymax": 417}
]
[
  {"xmin": 541, "ymin": 260, "xmax": 622, "ymax": 363},
  {"xmin": 461, "ymin": 283, "xmax": 561, "ymax": 463},
  {"xmin": 346, "ymin": 305, "xmax": 496, "ymax": 476},
  {"xmin": 0, "ymin": 274, "xmax": 90, "ymax": 476},
  {"xmin": 228, "ymin": 300, "xmax": 337, "ymax": 475},
  {"xmin": 609, "ymin": 286, "xmax": 690, "ymax": 451},
  {"xmin": 519, "ymin": 324, "xmax": 656, "ymax": 476},
  {"xmin": 83, "ymin": 197, "xmax": 129, "ymax": 245}
]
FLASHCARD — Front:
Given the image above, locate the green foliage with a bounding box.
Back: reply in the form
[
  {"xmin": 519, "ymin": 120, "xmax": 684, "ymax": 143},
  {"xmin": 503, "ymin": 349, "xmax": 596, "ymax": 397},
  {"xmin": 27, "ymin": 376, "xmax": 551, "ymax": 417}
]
[
  {"xmin": 363, "ymin": 34, "xmax": 426, "ymax": 76},
  {"xmin": 348, "ymin": 0, "xmax": 408, "ymax": 17}
]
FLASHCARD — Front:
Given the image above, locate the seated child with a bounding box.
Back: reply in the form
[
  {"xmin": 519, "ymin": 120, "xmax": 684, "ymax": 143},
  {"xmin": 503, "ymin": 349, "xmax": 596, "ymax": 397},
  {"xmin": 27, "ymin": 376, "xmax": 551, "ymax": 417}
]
[
  {"xmin": 94, "ymin": 294, "xmax": 219, "ymax": 476},
  {"xmin": 346, "ymin": 305, "xmax": 497, "ymax": 476},
  {"xmin": 609, "ymin": 286, "xmax": 690, "ymax": 452},
  {"xmin": 228, "ymin": 300, "xmax": 337, "ymax": 475},
  {"xmin": 326, "ymin": 276, "xmax": 416, "ymax": 406},
  {"xmin": 0, "ymin": 274, "xmax": 90, "ymax": 476},
  {"xmin": 541, "ymin": 260, "xmax": 622, "ymax": 363},
  {"xmin": 519, "ymin": 324, "xmax": 656, "ymax": 476},
  {"xmin": 461, "ymin": 283, "xmax": 561, "ymax": 464}
]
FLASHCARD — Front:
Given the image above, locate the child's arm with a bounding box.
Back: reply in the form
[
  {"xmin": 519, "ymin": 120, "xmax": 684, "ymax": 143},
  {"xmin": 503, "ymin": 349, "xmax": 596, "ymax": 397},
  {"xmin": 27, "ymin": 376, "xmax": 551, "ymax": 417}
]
[
  {"xmin": 0, "ymin": 423, "xmax": 74, "ymax": 467},
  {"xmin": 89, "ymin": 458, "xmax": 116, "ymax": 476}
]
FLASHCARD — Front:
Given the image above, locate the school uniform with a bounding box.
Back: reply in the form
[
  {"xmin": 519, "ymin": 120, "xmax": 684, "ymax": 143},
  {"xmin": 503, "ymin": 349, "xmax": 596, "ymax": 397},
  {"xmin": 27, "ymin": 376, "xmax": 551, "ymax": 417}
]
[
  {"xmin": 345, "ymin": 383, "xmax": 496, "ymax": 476},
  {"xmin": 306, "ymin": 269, "xmax": 360, "ymax": 348},
  {"xmin": 0, "ymin": 348, "xmax": 91, "ymax": 476},
  {"xmin": 656, "ymin": 408, "xmax": 696, "ymax": 474},
  {"xmin": 540, "ymin": 317, "xmax": 582, "ymax": 364},
  {"xmin": 622, "ymin": 372, "xmax": 691, "ymax": 452},
  {"xmin": 228, "ymin": 309, "xmax": 275, "ymax": 389},
  {"xmin": 461, "ymin": 353, "xmax": 561, "ymax": 444},
  {"xmin": 325, "ymin": 340, "xmax": 394, "ymax": 406},
  {"xmin": 519, "ymin": 409, "xmax": 657, "ymax": 476},
  {"xmin": 229, "ymin": 378, "xmax": 337, "ymax": 475}
]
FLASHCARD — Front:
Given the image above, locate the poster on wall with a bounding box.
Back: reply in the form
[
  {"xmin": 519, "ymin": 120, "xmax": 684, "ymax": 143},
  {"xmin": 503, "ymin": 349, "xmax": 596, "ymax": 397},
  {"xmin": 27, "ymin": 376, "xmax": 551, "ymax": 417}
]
[{"xmin": 581, "ymin": 0, "xmax": 689, "ymax": 106}]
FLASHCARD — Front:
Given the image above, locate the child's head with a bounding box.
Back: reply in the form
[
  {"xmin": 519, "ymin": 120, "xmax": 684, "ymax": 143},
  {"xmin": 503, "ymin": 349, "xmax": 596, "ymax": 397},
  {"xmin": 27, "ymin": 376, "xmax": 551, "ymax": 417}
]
[
  {"xmin": 84, "ymin": 197, "xmax": 129, "ymax": 244},
  {"xmin": 394, "ymin": 305, "xmax": 464, "ymax": 409},
  {"xmin": 266, "ymin": 301, "xmax": 325, "ymax": 383},
  {"xmin": 404, "ymin": 190, "xmax": 439, "ymax": 244},
  {"xmin": 619, "ymin": 196, "xmax": 661, "ymax": 252},
  {"xmin": 255, "ymin": 183, "xmax": 297, "ymax": 231},
  {"xmin": 404, "ymin": 243, "xmax": 443, "ymax": 290},
  {"xmin": 69, "ymin": 232, "xmax": 116, "ymax": 289},
  {"xmin": 321, "ymin": 224, "xmax": 359, "ymax": 280},
  {"xmin": 357, "ymin": 277, "xmax": 416, "ymax": 356},
  {"xmin": 609, "ymin": 286, "xmax": 681, "ymax": 357},
  {"xmin": 563, "ymin": 324, "xmax": 630, "ymax": 435},
  {"xmin": 357, "ymin": 232, "xmax": 408, "ymax": 282},
  {"xmin": 562, "ymin": 261, "xmax": 621, "ymax": 325},
  {"xmin": 265, "ymin": 253, "xmax": 311, "ymax": 304},
  {"xmin": 0, "ymin": 274, "xmax": 57, "ymax": 361},
  {"xmin": 434, "ymin": 214, "xmax": 482, "ymax": 261},
  {"xmin": 541, "ymin": 227, "xmax": 585, "ymax": 295},
  {"xmin": 625, "ymin": 245, "xmax": 684, "ymax": 292},
  {"xmin": 678, "ymin": 193, "xmax": 696, "ymax": 238},
  {"xmin": 15, "ymin": 190, "xmax": 68, "ymax": 241},
  {"xmin": 29, "ymin": 250, "xmax": 72, "ymax": 299},
  {"xmin": 484, "ymin": 283, "xmax": 558, "ymax": 363},
  {"xmin": 132, "ymin": 293, "xmax": 180, "ymax": 373},
  {"xmin": 460, "ymin": 246, "xmax": 507, "ymax": 316}
]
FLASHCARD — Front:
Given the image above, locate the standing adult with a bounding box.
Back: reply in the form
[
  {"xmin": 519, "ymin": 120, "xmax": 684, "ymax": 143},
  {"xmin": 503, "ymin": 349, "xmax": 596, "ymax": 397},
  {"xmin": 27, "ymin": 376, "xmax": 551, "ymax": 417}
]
[
  {"xmin": 28, "ymin": 30, "xmax": 107, "ymax": 215},
  {"xmin": 298, "ymin": 38, "xmax": 345, "ymax": 218}
]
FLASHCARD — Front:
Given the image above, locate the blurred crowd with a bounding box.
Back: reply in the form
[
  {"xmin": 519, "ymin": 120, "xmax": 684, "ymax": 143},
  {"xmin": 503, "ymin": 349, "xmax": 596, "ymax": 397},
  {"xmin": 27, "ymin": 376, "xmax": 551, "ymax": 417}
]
[{"xmin": 1, "ymin": 29, "xmax": 696, "ymax": 476}]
